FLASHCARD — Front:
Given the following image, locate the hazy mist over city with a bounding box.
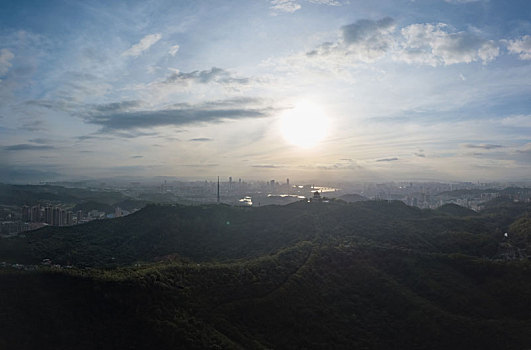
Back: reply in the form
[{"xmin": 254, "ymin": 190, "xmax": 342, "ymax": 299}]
[{"xmin": 0, "ymin": 0, "xmax": 530, "ymax": 184}]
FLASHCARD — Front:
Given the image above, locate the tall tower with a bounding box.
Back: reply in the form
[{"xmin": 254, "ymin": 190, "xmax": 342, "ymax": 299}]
[{"xmin": 217, "ymin": 176, "xmax": 220, "ymax": 204}]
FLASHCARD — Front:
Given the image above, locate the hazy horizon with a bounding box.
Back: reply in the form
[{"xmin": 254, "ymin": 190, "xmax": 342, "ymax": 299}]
[{"xmin": 1, "ymin": 0, "xmax": 530, "ymax": 183}]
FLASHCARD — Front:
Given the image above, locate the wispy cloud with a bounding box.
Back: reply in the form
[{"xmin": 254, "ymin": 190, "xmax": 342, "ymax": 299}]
[
  {"xmin": 122, "ymin": 33, "xmax": 162, "ymax": 57},
  {"xmin": 168, "ymin": 44, "xmax": 180, "ymax": 56},
  {"xmin": 28, "ymin": 138, "xmax": 51, "ymax": 144},
  {"xmin": 180, "ymin": 163, "xmax": 219, "ymax": 168},
  {"xmin": 161, "ymin": 67, "xmax": 250, "ymax": 86},
  {"xmin": 444, "ymin": 0, "xmax": 482, "ymax": 3},
  {"xmin": 270, "ymin": 0, "xmax": 341, "ymax": 14},
  {"xmin": 463, "ymin": 143, "xmax": 503, "ymax": 150},
  {"xmin": 376, "ymin": 157, "xmax": 399, "ymax": 162},
  {"xmin": 189, "ymin": 138, "xmax": 212, "ymax": 142},
  {"xmin": 18, "ymin": 120, "xmax": 47, "ymax": 132},
  {"xmin": 500, "ymin": 115, "xmax": 531, "ymax": 128},
  {"xmin": 3, "ymin": 144, "xmax": 55, "ymax": 151},
  {"xmin": 0, "ymin": 49, "xmax": 14, "ymax": 75},
  {"xmin": 397, "ymin": 23, "xmax": 499, "ymax": 65},
  {"xmin": 252, "ymin": 164, "xmax": 284, "ymax": 168},
  {"xmin": 270, "ymin": 0, "xmax": 302, "ymax": 13},
  {"xmin": 505, "ymin": 35, "xmax": 531, "ymax": 60}
]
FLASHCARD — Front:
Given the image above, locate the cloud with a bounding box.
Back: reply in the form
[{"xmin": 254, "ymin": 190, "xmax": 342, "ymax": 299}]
[
  {"xmin": 28, "ymin": 138, "xmax": 51, "ymax": 144},
  {"xmin": 500, "ymin": 115, "xmax": 531, "ymax": 128},
  {"xmin": 269, "ymin": 0, "xmax": 341, "ymax": 14},
  {"xmin": 3, "ymin": 144, "xmax": 55, "ymax": 151},
  {"xmin": 463, "ymin": 143, "xmax": 503, "ymax": 150},
  {"xmin": 168, "ymin": 44, "xmax": 180, "ymax": 56},
  {"xmin": 306, "ymin": 19, "xmax": 500, "ymax": 66},
  {"xmin": 84, "ymin": 98, "xmax": 276, "ymax": 132},
  {"xmin": 162, "ymin": 67, "xmax": 250, "ymax": 86},
  {"xmin": 25, "ymin": 99, "xmax": 77, "ymax": 112},
  {"xmin": 19, "ymin": 120, "xmax": 47, "ymax": 132},
  {"xmin": 376, "ymin": 157, "xmax": 398, "ymax": 162},
  {"xmin": 180, "ymin": 163, "xmax": 219, "ymax": 168},
  {"xmin": 307, "ymin": 18, "xmax": 395, "ymax": 62},
  {"xmin": 189, "ymin": 138, "xmax": 212, "ymax": 142},
  {"xmin": 444, "ymin": 0, "xmax": 481, "ymax": 3},
  {"xmin": 252, "ymin": 164, "xmax": 285, "ymax": 168},
  {"xmin": 0, "ymin": 49, "xmax": 14, "ymax": 75},
  {"xmin": 122, "ymin": 33, "xmax": 162, "ymax": 57},
  {"xmin": 341, "ymin": 17, "xmax": 396, "ymax": 61},
  {"xmin": 107, "ymin": 130, "xmax": 159, "ymax": 138},
  {"xmin": 93, "ymin": 100, "xmax": 141, "ymax": 113},
  {"xmin": 397, "ymin": 23, "xmax": 499, "ymax": 65},
  {"xmin": 75, "ymin": 134, "xmax": 106, "ymax": 141},
  {"xmin": 270, "ymin": 0, "xmax": 302, "ymax": 13},
  {"xmin": 515, "ymin": 144, "xmax": 531, "ymax": 162},
  {"xmin": 308, "ymin": 0, "xmax": 341, "ymax": 4},
  {"xmin": 505, "ymin": 35, "xmax": 531, "ymax": 60}
]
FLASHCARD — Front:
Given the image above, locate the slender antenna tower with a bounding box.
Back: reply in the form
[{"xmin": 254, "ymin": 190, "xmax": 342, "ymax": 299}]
[{"xmin": 217, "ymin": 176, "xmax": 220, "ymax": 204}]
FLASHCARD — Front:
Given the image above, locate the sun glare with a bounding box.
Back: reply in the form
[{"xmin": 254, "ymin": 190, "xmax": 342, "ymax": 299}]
[{"xmin": 280, "ymin": 101, "xmax": 329, "ymax": 148}]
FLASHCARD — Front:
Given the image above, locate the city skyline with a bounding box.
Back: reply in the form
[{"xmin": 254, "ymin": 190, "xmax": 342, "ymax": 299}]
[{"xmin": 1, "ymin": 0, "xmax": 530, "ymax": 183}]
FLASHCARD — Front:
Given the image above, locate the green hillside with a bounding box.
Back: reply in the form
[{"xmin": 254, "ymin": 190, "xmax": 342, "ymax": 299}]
[{"xmin": 0, "ymin": 199, "xmax": 530, "ymax": 349}]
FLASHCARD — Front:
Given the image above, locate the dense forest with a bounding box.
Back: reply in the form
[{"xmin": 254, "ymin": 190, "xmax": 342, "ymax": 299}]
[{"xmin": 0, "ymin": 198, "xmax": 530, "ymax": 349}]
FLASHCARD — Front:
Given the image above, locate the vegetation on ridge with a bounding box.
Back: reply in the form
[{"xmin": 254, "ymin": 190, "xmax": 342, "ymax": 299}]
[{"xmin": 0, "ymin": 199, "xmax": 529, "ymax": 349}]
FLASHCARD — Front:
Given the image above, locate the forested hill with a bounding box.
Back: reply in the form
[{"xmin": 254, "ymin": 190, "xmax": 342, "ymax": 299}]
[
  {"xmin": 0, "ymin": 199, "xmax": 530, "ymax": 349},
  {"xmin": 2, "ymin": 199, "xmax": 528, "ymax": 267}
]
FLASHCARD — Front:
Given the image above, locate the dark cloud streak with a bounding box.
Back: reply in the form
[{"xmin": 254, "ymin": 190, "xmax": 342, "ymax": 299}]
[
  {"xmin": 463, "ymin": 144, "xmax": 503, "ymax": 150},
  {"xmin": 85, "ymin": 98, "xmax": 276, "ymax": 133},
  {"xmin": 189, "ymin": 138, "xmax": 212, "ymax": 142},
  {"xmin": 376, "ymin": 157, "xmax": 398, "ymax": 162},
  {"xmin": 4, "ymin": 144, "xmax": 55, "ymax": 151},
  {"xmin": 162, "ymin": 67, "xmax": 249, "ymax": 85}
]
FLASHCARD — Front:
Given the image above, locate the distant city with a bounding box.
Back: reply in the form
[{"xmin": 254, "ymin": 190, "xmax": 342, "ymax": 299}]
[{"xmin": 1, "ymin": 178, "xmax": 529, "ymax": 237}]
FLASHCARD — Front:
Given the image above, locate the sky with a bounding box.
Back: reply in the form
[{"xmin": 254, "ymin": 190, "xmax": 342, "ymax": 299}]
[{"xmin": 0, "ymin": 0, "xmax": 530, "ymax": 183}]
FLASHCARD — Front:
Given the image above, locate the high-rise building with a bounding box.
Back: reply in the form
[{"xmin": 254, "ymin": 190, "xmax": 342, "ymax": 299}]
[
  {"xmin": 53, "ymin": 207, "xmax": 61, "ymax": 226},
  {"xmin": 21, "ymin": 206, "xmax": 31, "ymax": 222},
  {"xmin": 77, "ymin": 210, "xmax": 83, "ymax": 224},
  {"xmin": 66, "ymin": 211, "xmax": 73, "ymax": 226},
  {"xmin": 217, "ymin": 176, "xmax": 220, "ymax": 204},
  {"xmin": 31, "ymin": 205, "xmax": 41, "ymax": 222},
  {"xmin": 60, "ymin": 209, "xmax": 66, "ymax": 226},
  {"xmin": 45, "ymin": 207, "xmax": 53, "ymax": 224}
]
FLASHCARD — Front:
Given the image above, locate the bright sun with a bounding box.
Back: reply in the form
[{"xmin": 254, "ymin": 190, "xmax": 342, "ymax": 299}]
[{"xmin": 280, "ymin": 100, "xmax": 329, "ymax": 148}]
